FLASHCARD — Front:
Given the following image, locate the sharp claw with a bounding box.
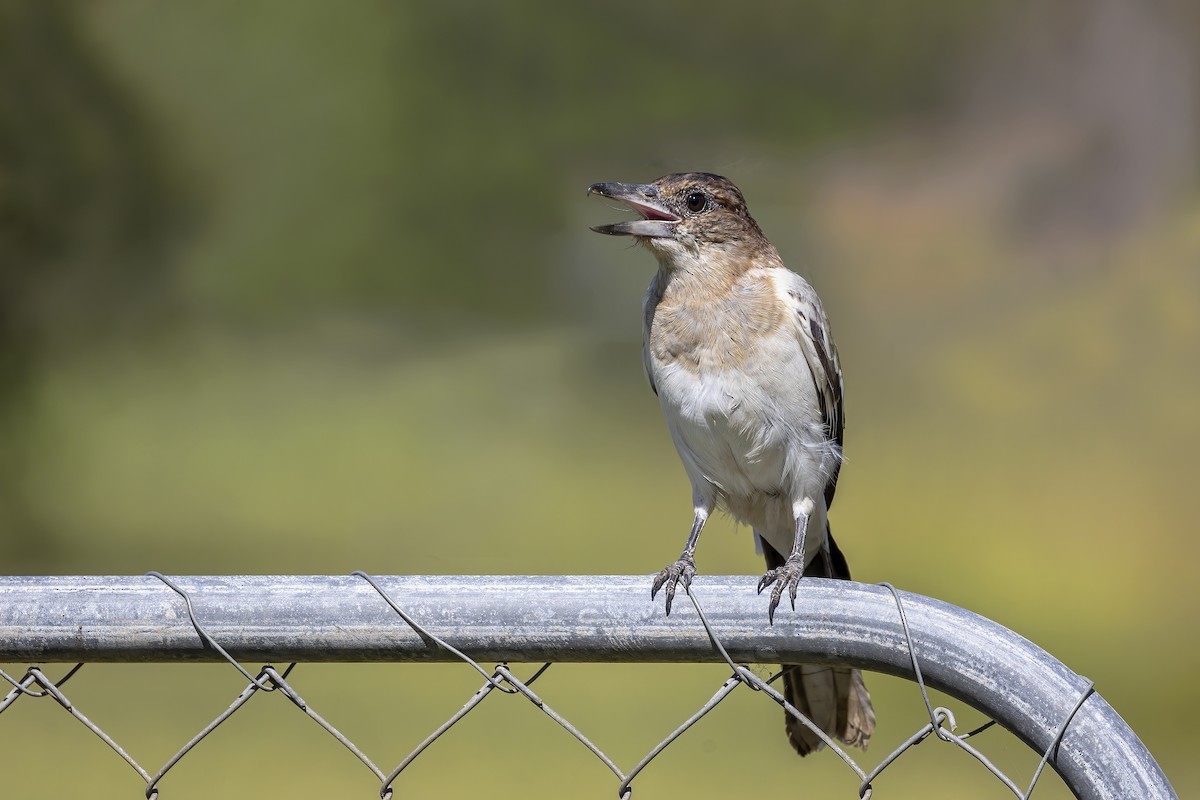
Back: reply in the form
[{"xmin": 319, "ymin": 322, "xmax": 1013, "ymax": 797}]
[{"xmin": 757, "ymin": 567, "xmax": 780, "ymax": 595}]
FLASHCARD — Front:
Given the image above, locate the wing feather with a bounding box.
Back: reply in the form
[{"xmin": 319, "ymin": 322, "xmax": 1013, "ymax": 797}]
[{"xmin": 785, "ymin": 273, "xmax": 845, "ymax": 509}]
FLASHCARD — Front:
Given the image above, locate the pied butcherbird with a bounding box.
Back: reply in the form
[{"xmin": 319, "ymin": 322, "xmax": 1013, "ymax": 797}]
[{"xmin": 588, "ymin": 173, "xmax": 874, "ymax": 755}]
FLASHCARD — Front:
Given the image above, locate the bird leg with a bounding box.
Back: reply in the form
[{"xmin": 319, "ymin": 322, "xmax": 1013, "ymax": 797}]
[
  {"xmin": 651, "ymin": 508, "xmax": 708, "ymax": 615},
  {"xmin": 757, "ymin": 497, "xmax": 814, "ymax": 624}
]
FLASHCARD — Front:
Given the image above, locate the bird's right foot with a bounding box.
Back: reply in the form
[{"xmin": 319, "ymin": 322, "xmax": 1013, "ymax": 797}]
[{"xmin": 650, "ymin": 556, "xmax": 696, "ymax": 616}]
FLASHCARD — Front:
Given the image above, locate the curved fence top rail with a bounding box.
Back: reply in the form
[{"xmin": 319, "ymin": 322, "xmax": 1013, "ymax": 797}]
[{"xmin": 0, "ymin": 574, "xmax": 1177, "ymax": 799}]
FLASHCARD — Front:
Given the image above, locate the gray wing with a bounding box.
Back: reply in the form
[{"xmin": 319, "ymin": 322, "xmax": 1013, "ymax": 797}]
[{"xmin": 787, "ymin": 275, "xmax": 845, "ymax": 509}]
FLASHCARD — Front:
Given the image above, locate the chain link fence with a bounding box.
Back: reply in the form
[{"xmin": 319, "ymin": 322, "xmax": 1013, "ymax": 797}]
[{"xmin": 0, "ymin": 573, "xmax": 1177, "ymax": 799}]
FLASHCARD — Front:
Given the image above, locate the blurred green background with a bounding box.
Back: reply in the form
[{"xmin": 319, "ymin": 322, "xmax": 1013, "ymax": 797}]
[{"xmin": 2, "ymin": 0, "xmax": 1197, "ymax": 797}]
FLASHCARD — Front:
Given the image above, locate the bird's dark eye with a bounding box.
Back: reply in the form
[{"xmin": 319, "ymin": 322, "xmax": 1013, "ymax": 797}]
[{"xmin": 685, "ymin": 192, "xmax": 707, "ymax": 213}]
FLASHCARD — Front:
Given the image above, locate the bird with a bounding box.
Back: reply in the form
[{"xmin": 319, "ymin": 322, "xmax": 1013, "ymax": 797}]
[{"xmin": 587, "ymin": 172, "xmax": 875, "ymax": 756}]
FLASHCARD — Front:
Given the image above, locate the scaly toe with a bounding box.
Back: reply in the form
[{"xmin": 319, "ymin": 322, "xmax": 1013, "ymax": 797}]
[{"xmin": 757, "ymin": 568, "xmax": 780, "ymax": 595}]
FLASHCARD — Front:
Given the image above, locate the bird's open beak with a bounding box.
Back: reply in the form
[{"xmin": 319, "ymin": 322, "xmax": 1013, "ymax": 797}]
[{"xmin": 587, "ymin": 182, "xmax": 680, "ymax": 238}]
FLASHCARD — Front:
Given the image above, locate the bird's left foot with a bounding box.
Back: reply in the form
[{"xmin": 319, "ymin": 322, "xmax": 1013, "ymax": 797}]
[
  {"xmin": 651, "ymin": 556, "xmax": 696, "ymax": 616},
  {"xmin": 757, "ymin": 558, "xmax": 805, "ymax": 624}
]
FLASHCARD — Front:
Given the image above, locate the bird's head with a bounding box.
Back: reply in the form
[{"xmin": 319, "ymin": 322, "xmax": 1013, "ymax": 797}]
[{"xmin": 587, "ymin": 173, "xmax": 772, "ymax": 267}]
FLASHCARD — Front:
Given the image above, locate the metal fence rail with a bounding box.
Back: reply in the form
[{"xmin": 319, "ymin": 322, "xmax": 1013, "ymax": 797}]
[{"xmin": 0, "ymin": 574, "xmax": 1178, "ymax": 799}]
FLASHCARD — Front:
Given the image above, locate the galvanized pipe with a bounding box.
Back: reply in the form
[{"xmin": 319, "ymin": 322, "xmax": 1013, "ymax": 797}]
[{"xmin": 0, "ymin": 575, "xmax": 1177, "ymax": 799}]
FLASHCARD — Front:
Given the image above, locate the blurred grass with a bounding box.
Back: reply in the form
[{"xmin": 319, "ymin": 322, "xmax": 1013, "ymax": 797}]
[{"xmin": 23, "ymin": 328, "xmax": 695, "ymax": 575}]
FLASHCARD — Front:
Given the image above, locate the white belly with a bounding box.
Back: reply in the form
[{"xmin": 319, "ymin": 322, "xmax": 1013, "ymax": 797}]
[{"xmin": 651, "ymin": 348, "xmax": 836, "ymax": 562}]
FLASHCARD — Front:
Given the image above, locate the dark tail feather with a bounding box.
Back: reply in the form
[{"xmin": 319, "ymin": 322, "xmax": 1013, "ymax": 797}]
[{"xmin": 766, "ymin": 528, "xmax": 876, "ymax": 756}]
